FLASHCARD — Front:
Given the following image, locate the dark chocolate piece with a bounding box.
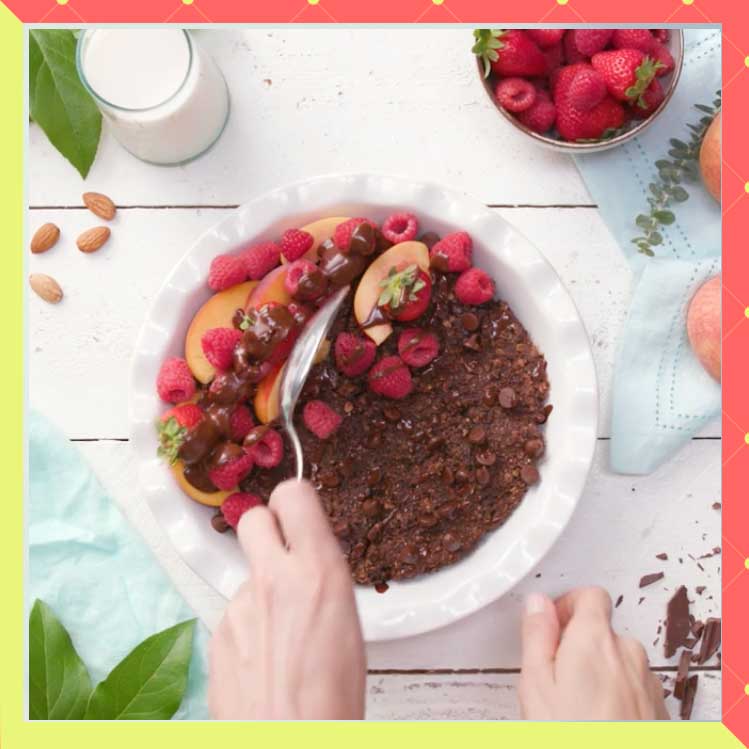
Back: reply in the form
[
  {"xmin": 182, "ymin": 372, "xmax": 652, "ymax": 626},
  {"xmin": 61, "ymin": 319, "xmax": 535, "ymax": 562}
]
[
  {"xmin": 664, "ymin": 586, "xmax": 691, "ymax": 658},
  {"xmin": 680, "ymin": 675, "xmax": 699, "ymax": 720},
  {"xmin": 639, "ymin": 572, "xmax": 665, "ymax": 588},
  {"xmin": 615, "ymin": 594, "xmax": 623, "ymax": 608},
  {"xmin": 655, "ymin": 552, "xmax": 668, "ymax": 561},
  {"xmin": 695, "ymin": 617, "xmax": 721, "ymax": 664}
]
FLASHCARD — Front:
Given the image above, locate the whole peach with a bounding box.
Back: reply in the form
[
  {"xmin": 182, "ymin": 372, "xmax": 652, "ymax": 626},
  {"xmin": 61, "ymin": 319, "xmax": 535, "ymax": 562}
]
[
  {"xmin": 699, "ymin": 111, "xmax": 721, "ymax": 203},
  {"xmin": 687, "ymin": 275, "xmax": 721, "ymax": 381}
]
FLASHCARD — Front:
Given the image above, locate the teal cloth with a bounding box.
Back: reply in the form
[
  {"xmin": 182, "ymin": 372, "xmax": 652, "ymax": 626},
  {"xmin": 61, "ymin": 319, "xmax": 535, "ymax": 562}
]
[
  {"xmin": 574, "ymin": 28, "xmax": 721, "ymax": 475},
  {"xmin": 27, "ymin": 410, "xmax": 210, "ymax": 719}
]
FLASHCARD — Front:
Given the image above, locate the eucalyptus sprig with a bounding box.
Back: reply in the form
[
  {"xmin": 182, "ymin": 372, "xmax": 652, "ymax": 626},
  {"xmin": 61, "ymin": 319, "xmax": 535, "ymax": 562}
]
[{"xmin": 631, "ymin": 90, "xmax": 721, "ymax": 257}]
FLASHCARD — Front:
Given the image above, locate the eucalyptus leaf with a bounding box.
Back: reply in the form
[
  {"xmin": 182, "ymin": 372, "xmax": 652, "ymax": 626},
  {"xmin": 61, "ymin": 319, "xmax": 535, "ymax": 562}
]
[
  {"xmin": 29, "ymin": 29, "xmax": 101, "ymax": 178},
  {"xmin": 85, "ymin": 620, "xmax": 195, "ymax": 720},
  {"xmin": 649, "ymin": 231, "xmax": 663, "ymax": 246},
  {"xmin": 671, "ymin": 186, "xmax": 689, "ymax": 202},
  {"xmin": 654, "ymin": 210, "xmax": 675, "ymax": 225},
  {"xmin": 29, "ymin": 600, "xmax": 92, "ymax": 720}
]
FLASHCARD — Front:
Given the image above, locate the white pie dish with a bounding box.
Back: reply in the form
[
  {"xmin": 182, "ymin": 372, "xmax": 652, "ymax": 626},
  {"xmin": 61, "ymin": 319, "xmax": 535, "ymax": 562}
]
[{"xmin": 129, "ymin": 173, "xmax": 598, "ymax": 641}]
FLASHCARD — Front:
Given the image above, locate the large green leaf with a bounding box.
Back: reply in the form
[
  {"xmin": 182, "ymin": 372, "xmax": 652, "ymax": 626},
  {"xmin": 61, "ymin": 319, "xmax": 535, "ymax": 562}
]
[
  {"xmin": 29, "ymin": 29, "xmax": 101, "ymax": 178},
  {"xmin": 28, "ymin": 599, "xmax": 92, "ymax": 720},
  {"xmin": 85, "ymin": 619, "xmax": 196, "ymax": 720}
]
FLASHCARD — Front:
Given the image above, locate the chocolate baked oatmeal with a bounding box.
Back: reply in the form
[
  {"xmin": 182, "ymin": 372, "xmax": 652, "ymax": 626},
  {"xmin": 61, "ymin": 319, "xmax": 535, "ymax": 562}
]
[{"xmin": 155, "ymin": 213, "xmax": 550, "ymax": 589}]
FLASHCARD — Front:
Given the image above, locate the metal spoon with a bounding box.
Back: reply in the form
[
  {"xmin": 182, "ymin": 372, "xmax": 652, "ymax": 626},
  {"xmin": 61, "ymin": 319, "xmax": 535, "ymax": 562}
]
[{"xmin": 279, "ymin": 285, "xmax": 350, "ymax": 480}]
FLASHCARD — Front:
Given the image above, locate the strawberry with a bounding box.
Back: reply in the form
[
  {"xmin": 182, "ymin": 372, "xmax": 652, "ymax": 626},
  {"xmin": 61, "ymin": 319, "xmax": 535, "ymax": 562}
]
[
  {"xmin": 221, "ymin": 492, "xmax": 263, "ymax": 529},
  {"xmin": 280, "ymin": 229, "xmax": 314, "ymax": 263},
  {"xmin": 303, "ymin": 400, "xmax": 343, "ymax": 440},
  {"xmin": 563, "ymin": 66, "xmax": 607, "ymax": 111},
  {"xmin": 517, "ymin": 89, "xmax": 556, "ymax": 134},
  {"xmin": 377, "ymin": 264, "xmax": 432, "ymax": 322},
  {"xmin": 455, "ymin": 268, "xmax": 495, "ymax": 306},
  {"xmin": 648, "ymin": 43, "xmax": 675, "ymax": 77},
  {"xmin": 208, "ymin": 446, "xmax": 254, "ymax": 491},
  {"xmin": 398, "ymin": 328, "xmax": 439, "ymax": 368},
  {"xmin": 591, "ymin": 49, "xmax": 664, "ymax": 108},
  {"xmin": 557, "ymin": 95, "xmax": 625, "ymax": 141},
  {"xmin": 368, "ymin": 356, "xmax": 413, "ymax": 400},
  {"xmin": 334, "ymin": 332, "xmax": 376, "ymax": 377},
  {"xmin": 551, "ymin": 63, "xmax": 590, "ymax": 101},
  {"xmin": 611, "ymin": 29, "xmax": 655, "ymax": 52},
  {"xmin": 563, "ymin": 31, "xmax": 587, "ymax": 64},
  {"xmin": 572, "ymin": 29, "xmax": 614, "ymax": 57},
  {"xmin": 630, "ymin": 79, "xmax": 664, "ymax": 118},
  {"xmin": 526, "ymin": 29, "xmax": 565, "ymax": 49},
  {"xmin": 157, "ymin": 403, "xmax": 203, "ymax": 464},
  {"xmin": 473, "ymin": 29, "xmax": 546, "ymax": 78},
  {"xmin": 494, "ymin": 77, "xmax": 537, "ymax": 113}
]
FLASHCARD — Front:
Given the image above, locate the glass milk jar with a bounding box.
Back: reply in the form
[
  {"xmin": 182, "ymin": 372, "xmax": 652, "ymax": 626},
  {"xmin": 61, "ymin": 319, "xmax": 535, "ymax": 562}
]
[{"xmin": 77, "ymin": 29, "xmax": 230, "ymax": 165}]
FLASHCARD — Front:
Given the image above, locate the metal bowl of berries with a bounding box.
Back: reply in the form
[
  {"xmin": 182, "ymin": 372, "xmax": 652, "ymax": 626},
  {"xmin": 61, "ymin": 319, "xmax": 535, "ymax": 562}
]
[{"xmin": 474, "ymin": 28, "xmax": 684, "ymax": 153}]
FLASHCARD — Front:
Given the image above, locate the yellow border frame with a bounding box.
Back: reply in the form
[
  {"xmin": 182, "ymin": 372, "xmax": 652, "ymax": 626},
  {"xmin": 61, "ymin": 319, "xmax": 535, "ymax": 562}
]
[{"xmin": 0, "ymin": 6, "xmax": 742, "ymax": 744}]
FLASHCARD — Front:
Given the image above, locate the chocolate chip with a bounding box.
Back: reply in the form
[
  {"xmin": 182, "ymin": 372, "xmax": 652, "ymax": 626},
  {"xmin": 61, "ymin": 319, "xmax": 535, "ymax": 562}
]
[
  {"xmin": 441, "ymin": 467, "xmax": 455, "ymax": 485},
  {"xmin": 523, "ymin": 439, "xmax": 544, "ymax": 458},
  {"xmin": 344, "ymin": 400, "xmax": 354, "ymax": 414},
  {"xmin": 461, "ymin": 312, "xmax": 479, "ymax": 332},
  {"xmin": 476, "ymin": 466, "xmax": 491, "ymax": 486},
  {"xmin": 468, "ymin": 426, "xmax": 486, "ymax": 444},
  {"xmin": 475, "ymin": 450, "xmax": 496, "ymax": 466},
  {"xmin": 499, "ymin": 387, "xmax": 517, "ymax": 409},
  {"xmin": 442, "ymin": 533, "xmax": 462, "ymax": 553},
  {"xmin": 384, "ymin": 406, "xmax": 401, "ymax": 422},
  {"xmin": 333, "ymin": 520, "xmax": 350, "ymax": 537},
  {"xmin": 362, "ymin": 499, "xmax": 382, "ymax": 517},
  {"xmin": 320, "ymin": 470, "xmax": 341, "ymax": 488},
  {"xmin": 366, "ymin": 468, "xmax": 382, "ymax": 487},
  {"xmin": 374, "ymin": 581, "xmax": 389, "ymax": 594},
  {"xmin": 419, "ymin": 231, "xmax": 441, "ymax": 249},
  {"xmin": 520, "ymin": 464, "xmax": 539, "ymax": 485},
  {"xmin": 656, "ymin": 552, "xmax": 669, "ymax": 561},
  {"xmin": 418, "ymin": 513, "xmax": 439, "ymax": 528},
  {"xmin": 211, "ymin": 513, "xmax": 230, "ymax": 533},
  {"xmin": 463, "ymin": 334, "xmax": 481, "ymax": 351},
  {"xmin": 483, "ymin": 385, "xmax": 497, "ymax": 406}
]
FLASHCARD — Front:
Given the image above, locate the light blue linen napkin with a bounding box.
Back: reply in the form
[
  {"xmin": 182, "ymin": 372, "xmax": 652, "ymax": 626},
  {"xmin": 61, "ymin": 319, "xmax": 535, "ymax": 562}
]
[
  {"xmin": 574, "ymin": 28, "xmax": 721, "ymax": 475},
  {"xmin": 27, "ymin": 409, "xmax": 210, "ymax": 719}
]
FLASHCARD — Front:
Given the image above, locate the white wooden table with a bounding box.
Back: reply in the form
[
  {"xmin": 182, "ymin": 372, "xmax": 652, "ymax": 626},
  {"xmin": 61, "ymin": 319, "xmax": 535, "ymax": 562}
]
[{"xmin": 28, "ymin": 28, "xmax": 721, "ymax": 720}]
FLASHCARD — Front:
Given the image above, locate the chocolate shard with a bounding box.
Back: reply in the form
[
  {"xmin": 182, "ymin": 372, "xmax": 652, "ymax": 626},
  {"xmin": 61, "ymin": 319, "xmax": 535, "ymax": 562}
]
[
  {"xmin": 673, "ymin": 650, "xmax": 691, "ymax": 700},
  {"xmin": 655, "ymin": 552, "xmax": 669, "ymax": 561},
  {"xmin": 696, "ymin": 618, "xmax": 721, "ymax": 665},
  {"xmin": 664, "ymin": 585, "xmax": 691, "ymax": 658},
  {"xmin": 695, "ymin": 585, "xmax": 706, "ymax": 595},
  {"xmin": 639, "ymin": 571, "xmax": 665, "ymax": 588},
  {"xmin": 680, "ymin": 675, "xmax": 699, "ymax": 720},
  {"xmin": 615, "ymin": 594, "xmax": 623, "ymax": 608}
]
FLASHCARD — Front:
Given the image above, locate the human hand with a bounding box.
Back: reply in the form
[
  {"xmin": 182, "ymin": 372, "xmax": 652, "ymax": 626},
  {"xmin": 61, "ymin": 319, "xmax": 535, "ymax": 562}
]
[
  {"xmin": 208, "ymin": 479, "xmax": 366, "ymax": 720},
  {"xmin": 519, "ymin": 587, "xmax": 669, "ymax": 720}
]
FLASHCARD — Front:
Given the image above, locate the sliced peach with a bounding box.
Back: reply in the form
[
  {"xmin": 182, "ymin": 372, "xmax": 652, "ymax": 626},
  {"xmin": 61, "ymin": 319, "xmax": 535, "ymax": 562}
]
[
  {"xmin": 353, "ymin": 241, "xmax": 430, "ymax": 345},
  {"xmin": 170, "ymin": 460, "xmax": 233, "ymax": 508},
  {"xmin": 185, "ymin": 281, "xmax": 257, "ymax": 384},
  {"xmin": 254, "ymin": 364, "xmax": 285, "ymax": 424},
  {"xmin": 280, "ymin": 216, "xmax": 351, "ymax": 264},
  {"xmin": 246, "ymin": 265, "xmax": 292, "ymax": 310}
]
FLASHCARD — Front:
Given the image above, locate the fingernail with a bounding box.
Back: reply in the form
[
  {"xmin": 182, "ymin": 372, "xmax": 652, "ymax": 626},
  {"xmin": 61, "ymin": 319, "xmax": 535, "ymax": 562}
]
[{"xmin": 525, "ymin": 592, "xmax": 547, "ymax": 615}]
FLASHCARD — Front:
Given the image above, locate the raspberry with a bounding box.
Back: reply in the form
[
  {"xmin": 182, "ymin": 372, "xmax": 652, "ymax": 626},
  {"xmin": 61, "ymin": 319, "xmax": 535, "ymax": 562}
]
[
  {"xmin": 221, "ymin": 492, "xmax": 263, "ymax": 529},
  {"xmin": 245, "ymin": 427, "xmax": 284, "ymax": 468},
  {"xmin": 572, "ymin": 29, "xmax": 614, "ymax": 57},
  {"xmin": 243, "ymin": 241, "xmax": 281, "ymax": 280},
  {"xmin": 494, "ymin": 77, "xmax": 537, "ymax": 113},
  {"xmin": 611, "ymin": 29, "xmax": 655, "ymax": 52},
  {"xmin": 517, "ymin": 89, "xmax": 557, "ymax": 134},
  {"xmin": 398, "ymin": 328, "xmax": 440, "ymax": 368},
  {"xmin": 208, "ymin": 254, "xmax": 246, "ymax": 291},
  {"xmin": 368, "ymin": 356, "xmax": 413, "ymax": 400},
  {"xmin": 526, "ymin": 29, "xmax": 565, "ymax": 49},
  {"xmin": 333, "ymin": 218, "xmax": 377, "ymax": 251},
  {"xmin": 208, "ymin": 449, "xmax": 254, "ymax": 491},
  {"xmin": 542, "ymin": 43, "xmax": 564, "ymax": 75},
  {"xmin": 381, "ymin": 212, "xmax": 419, "ymax": 244},
  {"xmin": 303, "ymin": 400, "xmax": 342, "ymax": 440},
  {"xmin": 455, "ymin": 268, "xmax": 495, "ymax": 306},
  {"xmin": 429, "ymin": 232, "xmax": 472, "ymax": 273},
  {"xmin": 157, "ymin": 357, "xmax": 196, "ymax": 404},
  {"xmin": 201, "ymin": 327, "xmax": 242, "ymax": 371},
  {"xmin": 157, "ymin": 403, "xmax": 203, "ymax": 464},
  {"xmin": 230, "ymin": 405, "xmax": 255, "ymax": 442},
  {"xmin": 280, "ymin": 228, "xmax": 314, "ymax": 263},
  {"xmin": 284, "ymin": 258, "xmax": 328, "ymax": 301},
  {"xmin": 334, "ymin": 332, "xmax": 376, "ymax": 377}
]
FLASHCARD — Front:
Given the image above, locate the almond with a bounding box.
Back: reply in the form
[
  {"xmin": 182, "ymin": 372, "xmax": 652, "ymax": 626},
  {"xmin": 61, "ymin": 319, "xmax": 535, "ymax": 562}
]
[
  {"xmin": 30, "ymin": 223, "xmax": 60, "ymax": 254},
  {"xmin": 76, "ymin": 226, "xmax": 111, "ymax": 253},
  {"xmin": 82, "ymin": 191, "xmax": 117, "ymax": 221},
  {"xmin": 29, "ymin": 273, "xmax": 63, "ymax": 304}
]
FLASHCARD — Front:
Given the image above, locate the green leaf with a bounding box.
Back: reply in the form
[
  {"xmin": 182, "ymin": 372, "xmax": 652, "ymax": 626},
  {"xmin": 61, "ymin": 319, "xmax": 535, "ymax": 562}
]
[
  {"xmin": 636, "ymin": 214, "xmax": 654, "ymax": 230},
  {"xmin": 671, "ymin": 185, "xmax": 689, "ymax": 202},
  {"xmin": 654, "ymin": 210, "xmax": 675, "ymax": 225},
  {"xmin": 29, "ymin": 600, "xmax": 92, "ymax": 720},
  {"xmin": 649, "ymin": 231, "xmax": 663, "ymax": 246},
  {"xmin": 85, "ymin": 619, "xmax": 195, "ymax": 720},
  {"xmin": 29, "ymin": 29, "xmax": 101, "ymax": 178},
  {"xmin": 695, "ymin": 104, "xmax": 715, "ymax": 114}
]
